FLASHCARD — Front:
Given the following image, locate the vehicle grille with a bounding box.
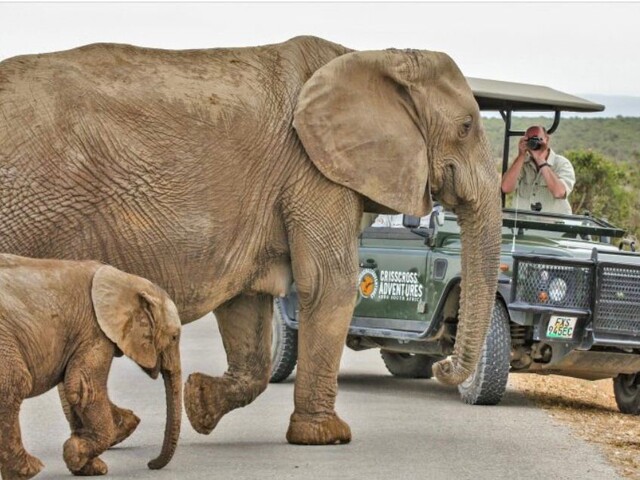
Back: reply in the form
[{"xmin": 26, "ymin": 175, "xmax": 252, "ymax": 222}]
[
  {"xmin": 595, "ymin": 265, "xmax": 640, "ymax": 336},
  {"xmin": 514, "ymin": 261, "xmax": 592, "ymax": 309}
]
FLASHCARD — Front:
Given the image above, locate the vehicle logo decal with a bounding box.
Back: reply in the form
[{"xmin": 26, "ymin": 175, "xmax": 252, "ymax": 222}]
[
  {"xmin": 377, "ymin": 270, "xmax": 424, "ymax": 301},
  {"xmin": 358, "ymin": 269, "xmax": 378, "ymax": 299},
  {"xmin": 358, "ymin": 268, "xmax": 424, "ymax": 302}
]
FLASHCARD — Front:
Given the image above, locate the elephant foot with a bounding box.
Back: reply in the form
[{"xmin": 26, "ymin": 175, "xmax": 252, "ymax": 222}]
[
  {"xmin": 184, "ymin": 373, "xmax": 228, "ymax": 435},
  {"xmin": 0, "ymin": 453, "xmax": 44, "ymax": 480},
  {"xmin": 63, "ymin": 436, "xmax": 91, "ymax": 473},
  {"xmin": 286, "ymin": 412, "xmax": 352, "ymax": 445},
  {"xmin": 110, "ymin": 407, "xmax": 140, "ymax": 447},
  {"xmin": 71, "ymin": 457, "xmax": 108, "ymax": 476}
]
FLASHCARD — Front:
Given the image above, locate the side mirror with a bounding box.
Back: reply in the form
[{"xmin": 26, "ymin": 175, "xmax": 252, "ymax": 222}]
[
  {"xmin": 402, "ymin": 215, "xmax": 421, "ymax": 228},
  {"xmin": 424, "ymin": 206, "xmax": 445, "ymax": 247},
  {"xmin": 430, "ymin": 205, "xmax": 445, "ymax": 229}
]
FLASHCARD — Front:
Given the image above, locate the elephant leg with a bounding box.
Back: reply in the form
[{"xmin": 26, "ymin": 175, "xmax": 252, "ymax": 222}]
[
  {"xmin": 285, "ymin": 280, "xmax": 356, "ymax": 445},
  {"xmin": 58, "ymin": 384, "xmax": 140, "ymax": 448},
  {"xmin": 283, "ymin": 195, "xmax": 361, "ymax": 445},
  {"xmin": 62, "ymin": 403, "xmax": 112, "ymax": 475},
  {"xmin": 58, "ymin": 383, "xmax": 82, "ymax": 431},
  {"xmin": 62, "ymin": 357, "xmax": 113, "ymax": 475},
  {"xmin": 0, "ymin": 366, "xmax": 44, "ymax": 480},
  {"xmin": 109, "ymin": 403, "xmax": 141, "ymax": 447},
  {"xmin": 184, "ymin": 293, "xmax": 272, "ymax": 435}
]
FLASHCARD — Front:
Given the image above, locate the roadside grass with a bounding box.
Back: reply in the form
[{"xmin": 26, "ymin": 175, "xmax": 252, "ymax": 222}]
[{"xmin": 511, "ymin": 374, "xmax": 640, "ymax": 479}]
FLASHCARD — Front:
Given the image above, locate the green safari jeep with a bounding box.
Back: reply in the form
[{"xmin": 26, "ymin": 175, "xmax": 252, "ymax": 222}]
[{"xmin": 270, "ymin": 78, "xmax": 640, "ymax": 414}]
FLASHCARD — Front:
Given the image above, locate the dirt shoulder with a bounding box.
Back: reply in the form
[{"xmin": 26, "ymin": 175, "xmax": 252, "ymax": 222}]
[{"xmin": 511, "ymin": 374, "xmax": 640, "ymax": 479}]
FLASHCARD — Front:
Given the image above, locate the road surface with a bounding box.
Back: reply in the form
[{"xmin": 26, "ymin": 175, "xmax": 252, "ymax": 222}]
[{"xmin": 22, "ymin": 314, "xmax": 620, "ymax": 479}]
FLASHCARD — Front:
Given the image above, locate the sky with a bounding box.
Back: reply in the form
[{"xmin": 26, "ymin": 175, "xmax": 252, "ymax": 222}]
[{"xmin": 1, "ymin": 2, "xmax": 639, "ymax": 101}]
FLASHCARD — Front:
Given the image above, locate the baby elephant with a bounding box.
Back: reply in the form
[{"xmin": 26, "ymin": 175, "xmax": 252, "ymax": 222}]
[{"xmin": 0, "ymin": 254, "xmax": 182, "ymax": 479}]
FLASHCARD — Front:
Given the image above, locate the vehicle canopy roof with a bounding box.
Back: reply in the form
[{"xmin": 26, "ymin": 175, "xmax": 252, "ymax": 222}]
[
  {"xmin": 467, "ymin": 77, "xmax": 604, "ymax": 113},
  {"xmin": 468, "ymin": 78, "xmax": 605, "ymax": 201}
]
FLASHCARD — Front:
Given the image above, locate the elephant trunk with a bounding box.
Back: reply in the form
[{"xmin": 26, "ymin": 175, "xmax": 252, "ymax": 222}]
[
  {"xmin": 148, "ymin": 354, "xmax": 182, "ymax": 470},
  {"xmin": 432, "ymin": 185, "xmax": 502, "ymax": 385}
]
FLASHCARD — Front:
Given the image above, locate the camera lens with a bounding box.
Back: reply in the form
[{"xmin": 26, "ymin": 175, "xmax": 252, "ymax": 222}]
[{"xmin": 526, "ymin": 137, "xmax": 542, "ymax": 150}]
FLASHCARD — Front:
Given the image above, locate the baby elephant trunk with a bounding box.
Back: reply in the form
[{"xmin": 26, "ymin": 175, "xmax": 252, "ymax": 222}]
[{"xmin": 148, "ymin": 357, "xmax": 182, "ymax": 470}]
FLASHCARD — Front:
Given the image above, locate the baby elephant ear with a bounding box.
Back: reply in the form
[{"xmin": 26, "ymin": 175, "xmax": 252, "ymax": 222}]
[{"xmin": 91, "ymin": 266, "xmax": 160, "ymax": 369}]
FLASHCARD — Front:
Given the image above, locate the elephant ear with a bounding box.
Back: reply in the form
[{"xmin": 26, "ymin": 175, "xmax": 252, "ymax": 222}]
[
  {"xmin": 91, "ymin": 265, "xmax": 161, "ymax": 369},
  {"xmin": 294, "ymin": 49, "xmax": 441, "ymax": 216}
]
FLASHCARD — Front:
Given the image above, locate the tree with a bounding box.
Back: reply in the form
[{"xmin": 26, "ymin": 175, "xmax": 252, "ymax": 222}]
[{"xmin": 565, "ymin": 149, "xmax": 632, "ymax": 230}]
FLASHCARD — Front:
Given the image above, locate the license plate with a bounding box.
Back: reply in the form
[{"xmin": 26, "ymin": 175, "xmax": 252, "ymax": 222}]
[{"xmin": 547, "ymin": 316, "xmax": 578, "ymax": 339}]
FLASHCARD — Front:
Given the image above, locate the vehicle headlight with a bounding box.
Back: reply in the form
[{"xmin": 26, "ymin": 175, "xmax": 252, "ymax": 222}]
[
  {"xmin": 514, "ymin": 259, "xmax": 592, "ymax": 309},
  {"xmin": 548, "ymin": 277, "xmax": 568, "ymax": 302}
]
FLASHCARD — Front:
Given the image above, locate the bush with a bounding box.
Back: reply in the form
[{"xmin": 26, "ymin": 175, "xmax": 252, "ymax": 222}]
[
  {"xmin": 486, "ymin": 117, "xmax": 640, "ymax": 239},
  {"xmin": 565, "ymin": 149, "xmax": 632, "ymax": 230}
]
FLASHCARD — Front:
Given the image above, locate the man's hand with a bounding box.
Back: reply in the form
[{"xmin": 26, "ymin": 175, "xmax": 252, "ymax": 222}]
[{"xmin": 517, "ymin": 136, "xmax": 528, "ymax": 156}]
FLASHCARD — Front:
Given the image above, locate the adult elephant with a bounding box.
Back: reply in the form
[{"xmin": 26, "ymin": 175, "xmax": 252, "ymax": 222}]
[{"xmin": 0, "ymin": 36, "xmax": 502, "ymax": 445}]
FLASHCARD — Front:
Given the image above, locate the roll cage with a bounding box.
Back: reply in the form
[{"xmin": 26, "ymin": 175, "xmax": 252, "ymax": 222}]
[{"xmin": 466, "ymin": 77, "xmax": 605, "ymax": 206}]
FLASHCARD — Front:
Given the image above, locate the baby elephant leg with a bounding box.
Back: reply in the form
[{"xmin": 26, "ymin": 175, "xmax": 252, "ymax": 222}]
[
  {"xmin": 0, "ymin": 366, "xmax": 44, "ymax": 480},
  {"xmin": 58, "ymin": 384, "xmax": 140, "ymax": 448},
  {"xmin": 184, "ymin": 293, "xmax": 272, "ymax": 434},
  {"xmin": 109, "ymin": 402, "xmax": 140, "ymax": 447},
  {"xmin": 62, "ymin": 360, "xmax": 115, "ymax": 476},
  {"xmin": 62, "ymin": 396, "xmax": 113, "ymax": 475}
]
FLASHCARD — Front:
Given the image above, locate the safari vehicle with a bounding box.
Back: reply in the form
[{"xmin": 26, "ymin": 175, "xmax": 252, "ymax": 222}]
[{"xmin": 270, "ymin": 78, "xmax": 640, "ymax": 414}]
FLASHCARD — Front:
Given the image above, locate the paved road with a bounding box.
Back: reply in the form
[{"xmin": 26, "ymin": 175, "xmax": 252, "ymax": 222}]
[{"xmin": 22, "ymin": 314, "xmax": 619, "ymax": 479}]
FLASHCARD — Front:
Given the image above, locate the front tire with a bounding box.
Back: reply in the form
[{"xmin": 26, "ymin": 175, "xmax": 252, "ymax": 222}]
[
  {"xmin": 270, "ymin": 298, "xmax": 298, "ymax": 383},
  {"xmin": 457, "ymin": 298, "xmax": 511, "ymax": 405},
  {"xmin": 380, "ymin": 351, "xmax": 436, "ymax": 379},
  {"xmin": 613, "ymin": 372, "xmax": 640, "ymax": 414}
]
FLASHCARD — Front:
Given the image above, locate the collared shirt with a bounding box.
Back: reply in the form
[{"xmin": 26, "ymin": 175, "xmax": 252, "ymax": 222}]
[{"xmin": 514, "ymin": 149, "xmax": 575, "ymax": 214}]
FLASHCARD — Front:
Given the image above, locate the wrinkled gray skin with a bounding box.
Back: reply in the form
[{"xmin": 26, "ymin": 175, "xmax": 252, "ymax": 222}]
[
  {"xmin": 0, "ymin": 255, "xmax": 181, "ymax": 479},
  {"xmin": 0, "ymin": 36, "xmax": 501, "ymax": 445}
]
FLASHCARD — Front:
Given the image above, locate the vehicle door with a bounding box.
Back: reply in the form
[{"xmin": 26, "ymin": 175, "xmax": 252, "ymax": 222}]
[{"xmin": 354, "ymin": 226, "xmax": 433, "ymax": 334}]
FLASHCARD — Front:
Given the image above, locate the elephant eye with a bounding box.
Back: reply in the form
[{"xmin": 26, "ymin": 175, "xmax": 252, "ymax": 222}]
[{"xmin": 459, "ymin": 116, "xmax": 473, "ymax": 138}]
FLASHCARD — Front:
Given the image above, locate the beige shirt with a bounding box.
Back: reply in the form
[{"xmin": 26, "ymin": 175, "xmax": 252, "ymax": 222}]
[{"xmin": 514, "ymin": 149, "xmax": 575, "ymax": 214}]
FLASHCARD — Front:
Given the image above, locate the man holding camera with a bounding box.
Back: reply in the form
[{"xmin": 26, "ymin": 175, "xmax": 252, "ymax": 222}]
[{"xmin": 501, "ymin": 125, "xmax": 575, "ymax": 214}]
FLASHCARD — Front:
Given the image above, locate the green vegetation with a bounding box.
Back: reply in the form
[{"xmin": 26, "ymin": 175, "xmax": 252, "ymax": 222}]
[
  {"xmin": 566, "ymin": 149, "xmax": 632, "ymax": 230},
  {"xmin": 484, "ymin": 116, "xmax": 640, "ymax": 239}
]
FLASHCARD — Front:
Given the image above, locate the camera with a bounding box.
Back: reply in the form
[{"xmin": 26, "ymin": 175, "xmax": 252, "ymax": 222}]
[{"xmin": 526, "ymin": 136, "xmax": 544, "ymax": 151}]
